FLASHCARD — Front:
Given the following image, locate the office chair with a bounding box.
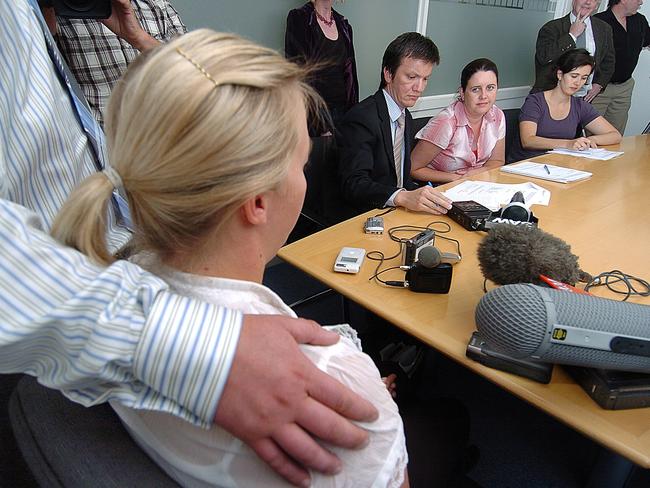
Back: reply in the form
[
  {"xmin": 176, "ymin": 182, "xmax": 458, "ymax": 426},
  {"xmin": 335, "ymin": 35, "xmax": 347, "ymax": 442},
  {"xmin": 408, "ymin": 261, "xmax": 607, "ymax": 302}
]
[
  {"xmin": 287, "ymin": 135, "xmax": 342, "ymax": 243},
  {"xmin": 9, "ymin": 375, "xmax": 179, "ymax": 487},
  {"xmin": 503, "ymin": 107, "xmax": 521, "ymax": 164}
]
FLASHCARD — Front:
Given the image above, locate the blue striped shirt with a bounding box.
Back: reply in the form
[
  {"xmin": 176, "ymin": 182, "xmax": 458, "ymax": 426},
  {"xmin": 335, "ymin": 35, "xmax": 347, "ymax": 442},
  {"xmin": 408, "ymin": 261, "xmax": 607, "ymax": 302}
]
[{"xmin": 0, "ymin": 0, "xmax": 242, "ymax": 427}]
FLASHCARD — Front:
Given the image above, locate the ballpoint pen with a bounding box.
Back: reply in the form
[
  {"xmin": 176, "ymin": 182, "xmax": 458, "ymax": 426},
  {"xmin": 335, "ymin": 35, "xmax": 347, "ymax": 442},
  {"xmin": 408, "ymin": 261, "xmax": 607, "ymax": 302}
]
[{"xmin": 544, "ymin": 165, "xmax": 551, "ymax": 175}]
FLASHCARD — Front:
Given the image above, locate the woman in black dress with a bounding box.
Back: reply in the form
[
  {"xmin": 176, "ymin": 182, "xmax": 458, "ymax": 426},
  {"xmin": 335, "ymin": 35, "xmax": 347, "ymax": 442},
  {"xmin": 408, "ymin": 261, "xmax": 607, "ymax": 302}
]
[{"xmin": 285, "ymin": 0, "xmax": 359, "ymax": 133}]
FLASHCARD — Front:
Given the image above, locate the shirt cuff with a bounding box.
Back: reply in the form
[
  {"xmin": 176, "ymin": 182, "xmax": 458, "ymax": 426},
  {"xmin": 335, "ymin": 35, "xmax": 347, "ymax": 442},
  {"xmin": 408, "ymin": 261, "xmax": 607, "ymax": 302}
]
[
  {"xmin": 569, "ymin": 33, "xmax": 577, "ymax": 42},
  {"xmin": 385, "ymin": 188, "xmax": 404, "ymax": 207},
  {"xmin": 134, "ymin": 290, "xmax": 243, "ymax": 427}
]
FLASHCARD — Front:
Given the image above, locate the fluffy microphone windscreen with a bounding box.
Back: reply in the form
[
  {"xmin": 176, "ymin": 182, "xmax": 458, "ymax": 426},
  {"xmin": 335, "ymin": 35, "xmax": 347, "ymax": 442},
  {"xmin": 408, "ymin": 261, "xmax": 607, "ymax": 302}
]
[{"xmin": 477, "ymin": 224, "xmax": 581, "ymax": 286}]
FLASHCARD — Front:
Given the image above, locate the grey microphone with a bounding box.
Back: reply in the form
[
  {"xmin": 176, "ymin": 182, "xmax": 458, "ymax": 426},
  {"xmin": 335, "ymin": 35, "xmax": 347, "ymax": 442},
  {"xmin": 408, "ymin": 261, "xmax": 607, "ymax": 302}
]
[
  {"xmin": 475, "ymin": 284, "xmax": 650, "ymax": 372},
  {"xmin": 418, "ymin": 245, "xmax": 461, "ymax": 267}
]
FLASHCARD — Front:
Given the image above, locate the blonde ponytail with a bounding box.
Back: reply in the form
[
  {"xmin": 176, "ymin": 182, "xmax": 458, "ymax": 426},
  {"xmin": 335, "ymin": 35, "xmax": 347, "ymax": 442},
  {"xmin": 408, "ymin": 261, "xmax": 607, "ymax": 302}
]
[{"xmin": 51, "ymin": 172, "xmax": 116, "ymax": 265}]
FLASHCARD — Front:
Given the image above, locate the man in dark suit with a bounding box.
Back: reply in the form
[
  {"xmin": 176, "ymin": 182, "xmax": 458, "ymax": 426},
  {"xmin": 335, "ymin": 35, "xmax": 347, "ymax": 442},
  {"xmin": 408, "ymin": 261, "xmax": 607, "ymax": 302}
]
[
  {"xmin": 533, "ymin": 0, "xmax": 614, "ymax": 102},
  {"xmin": 337, "ymin": 32, "xmax": 452, "ymax": 219}
]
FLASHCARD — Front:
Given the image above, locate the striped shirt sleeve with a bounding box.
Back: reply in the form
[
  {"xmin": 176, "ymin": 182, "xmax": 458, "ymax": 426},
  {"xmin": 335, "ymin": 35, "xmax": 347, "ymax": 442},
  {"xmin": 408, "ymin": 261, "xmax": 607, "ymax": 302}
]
[{"xmin": 0, "ymin": 200, "xmax": 242, "ymax": 427}]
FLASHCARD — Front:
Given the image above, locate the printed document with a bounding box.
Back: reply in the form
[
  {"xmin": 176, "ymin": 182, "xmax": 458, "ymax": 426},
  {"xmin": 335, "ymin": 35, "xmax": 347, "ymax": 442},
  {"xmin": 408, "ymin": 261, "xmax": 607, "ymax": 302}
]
[{"xmin": 442, "ymin": 180, "xmax": 551, "ymax": 211}]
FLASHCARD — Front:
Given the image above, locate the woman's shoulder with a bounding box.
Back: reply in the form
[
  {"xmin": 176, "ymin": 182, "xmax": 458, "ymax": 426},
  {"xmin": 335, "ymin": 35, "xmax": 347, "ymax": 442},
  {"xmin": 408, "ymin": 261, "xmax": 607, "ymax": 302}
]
[
  {"xmin": 520, "ymin": 91, "xmax": 547, "ymax": 118},
  {"xmin": 524, "ymin": 91, "xmax": 545, "ymax": 106},
  {"xmin": 288, "ymin": 3, "xmax": 313, "ymax": 19},
  {"xmin": 416, "ymin": 103, "xmax": 457, "ymax": 141},
  {"xmin": 431, "ymin": 101, "xmax": 458, "ymax": 124}
]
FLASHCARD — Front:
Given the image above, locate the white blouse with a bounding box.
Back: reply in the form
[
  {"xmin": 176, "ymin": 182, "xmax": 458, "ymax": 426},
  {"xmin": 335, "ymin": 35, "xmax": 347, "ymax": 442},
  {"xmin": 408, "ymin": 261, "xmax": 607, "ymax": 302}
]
[{"xmin": 112, "ymin": 254, "xmax": 408, "ymax": 488}]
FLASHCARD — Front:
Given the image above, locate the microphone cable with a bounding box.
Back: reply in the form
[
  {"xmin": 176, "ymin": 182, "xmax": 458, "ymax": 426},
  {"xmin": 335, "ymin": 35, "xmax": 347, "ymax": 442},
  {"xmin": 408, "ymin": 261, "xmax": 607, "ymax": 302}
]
[
  {"xmin": 584, "ymin": 270, "xmax": 650, "ymax": 301},
  {"xmin": 367, "ymin": 220, "xmax": 462, "ymax": 286}
]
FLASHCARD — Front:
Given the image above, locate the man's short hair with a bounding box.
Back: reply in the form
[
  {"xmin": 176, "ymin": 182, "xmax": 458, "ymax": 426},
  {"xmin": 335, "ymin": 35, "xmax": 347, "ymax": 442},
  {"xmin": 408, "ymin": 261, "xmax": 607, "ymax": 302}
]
[{"xmin": 379, "ymin": 32, "xmax": 440, "ymax": 89}]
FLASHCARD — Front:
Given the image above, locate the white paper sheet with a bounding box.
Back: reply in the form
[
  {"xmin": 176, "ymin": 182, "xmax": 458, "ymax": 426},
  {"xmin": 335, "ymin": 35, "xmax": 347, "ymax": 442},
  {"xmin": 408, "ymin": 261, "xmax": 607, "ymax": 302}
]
[{"xmin": 442, "ymin": 180, "xmax": 551, "ymax": 211}]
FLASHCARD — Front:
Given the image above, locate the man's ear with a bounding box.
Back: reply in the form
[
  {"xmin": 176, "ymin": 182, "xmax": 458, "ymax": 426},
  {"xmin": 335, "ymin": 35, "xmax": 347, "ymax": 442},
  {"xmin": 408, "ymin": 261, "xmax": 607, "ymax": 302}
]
[
  {"xmin": 241, "ymin": 194, "xmax": 269, "ymax": 226},
  {"xmin": 383, "ymin": 67, "xmax": 393, "ymax": 86}
]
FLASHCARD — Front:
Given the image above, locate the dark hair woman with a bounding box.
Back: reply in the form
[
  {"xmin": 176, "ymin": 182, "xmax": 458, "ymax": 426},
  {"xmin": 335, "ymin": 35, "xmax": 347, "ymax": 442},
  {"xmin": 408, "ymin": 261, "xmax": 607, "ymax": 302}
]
[
  {"xmin": 411, "ymin": 58, "xmax": 505, "ymax": 183},
  {"xmin": 510, "ymin": 48, "xmax": 621, "ymax": 162}
]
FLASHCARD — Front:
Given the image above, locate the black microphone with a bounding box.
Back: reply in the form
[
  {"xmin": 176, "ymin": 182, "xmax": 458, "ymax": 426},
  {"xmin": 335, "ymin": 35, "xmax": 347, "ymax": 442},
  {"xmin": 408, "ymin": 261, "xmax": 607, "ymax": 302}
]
[
  {"xmin": 406, "ymin": 246, "xmax": 454, "ymax": 293},
  {"xmin": 477, "ymin": 224, "xmax": 590, "ymax": 286},
  {"xmin": 500, "ymin": 191, "xmax": 530, "ymax": 222},
  {"xmin": 386, "ymin": 247, "xmax": 455, "ymax": 292},
  {"xmin": 475, "ymin": 284, "xmax": 650, "ymax": 372},
  {"xmin": 483, "ymin": 191, "xmax": 538, "ymax": 230}
]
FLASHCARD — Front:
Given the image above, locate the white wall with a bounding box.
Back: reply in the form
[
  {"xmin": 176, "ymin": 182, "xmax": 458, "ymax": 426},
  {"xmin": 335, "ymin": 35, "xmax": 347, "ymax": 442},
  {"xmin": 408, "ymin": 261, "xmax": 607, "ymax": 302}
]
[{"xmin": 626, "ymin": 50, "xmax": 649, "ymax": 136}]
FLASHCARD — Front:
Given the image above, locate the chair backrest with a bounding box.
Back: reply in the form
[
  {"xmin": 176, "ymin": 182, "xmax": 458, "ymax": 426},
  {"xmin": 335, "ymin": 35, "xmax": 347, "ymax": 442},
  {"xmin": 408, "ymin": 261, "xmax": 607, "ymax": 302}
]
[
  {"xmin": 9, "ymin": 376, "xmax": 179, "ymax": 487},
  {"xmin": 411, "ymin": 116, "xmax": 431, "ymax": 150},
  {"xmin": 503, "ymin": 108, "xmax": 521, "ymax": 164},
  {"xmin": 287, "ymin": 135, "xmax": 343, "ymax": 242}
]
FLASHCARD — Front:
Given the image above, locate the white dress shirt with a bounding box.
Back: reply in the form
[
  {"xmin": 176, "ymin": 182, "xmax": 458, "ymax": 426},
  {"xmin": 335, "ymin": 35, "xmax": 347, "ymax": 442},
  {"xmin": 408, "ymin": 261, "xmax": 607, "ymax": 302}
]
[
  {"xmin": 0, "ymin": 0, "xmax": 241, "ymax": 427},
  {"xmin": 569, "ymin": 12, "xmax": 597, "ymax": 96}
]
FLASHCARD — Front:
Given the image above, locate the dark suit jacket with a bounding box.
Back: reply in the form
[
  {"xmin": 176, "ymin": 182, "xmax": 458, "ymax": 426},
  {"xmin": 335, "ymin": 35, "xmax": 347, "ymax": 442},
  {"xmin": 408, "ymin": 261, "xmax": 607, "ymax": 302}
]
[
  {"xmin": 533, "ymin": 14, "xmax": 615, "ymax": 92},
  {"xmin": 336, "ymin": 90, "xmax": 418, "ymax": 219}
]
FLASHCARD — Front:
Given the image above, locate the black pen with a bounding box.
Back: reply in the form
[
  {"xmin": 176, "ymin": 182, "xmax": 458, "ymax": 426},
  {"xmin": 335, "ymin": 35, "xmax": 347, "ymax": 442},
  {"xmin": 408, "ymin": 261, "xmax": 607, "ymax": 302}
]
[{"xmin": 544, "ymin": 165, "xmax": 551, "ymax": 175}]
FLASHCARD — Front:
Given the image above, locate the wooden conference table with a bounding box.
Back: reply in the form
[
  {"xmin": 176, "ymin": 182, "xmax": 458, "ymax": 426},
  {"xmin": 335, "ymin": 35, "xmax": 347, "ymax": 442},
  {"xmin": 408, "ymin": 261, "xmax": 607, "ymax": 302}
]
[{"xmin": 278, "ymin": 135, "xmax": 650, "ymax": 468}]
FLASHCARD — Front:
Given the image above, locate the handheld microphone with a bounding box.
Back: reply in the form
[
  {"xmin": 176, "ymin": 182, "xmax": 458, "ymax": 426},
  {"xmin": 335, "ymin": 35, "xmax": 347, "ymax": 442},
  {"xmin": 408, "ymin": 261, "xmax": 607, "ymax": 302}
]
[
  {"xmin": 406, "ymin": 246, "xmax": 454, "ymax": 293},
  {"xmin": 500, "ymin": 191, "xmax": 530, "ymax": 222},
  {"xmin": 483, "ymin": 191, "xmax": 538, "ymax": 229},
  {"xmin": 475, "ymin": 284, "xmax": 650, "ymax": 373},
  {"xmin": 387, "ymin": 246, "xmax": 456, "ymax": 293},
  {"xmin": 477, "ymin": 224, "xmax": 589, "ymax": 286}
]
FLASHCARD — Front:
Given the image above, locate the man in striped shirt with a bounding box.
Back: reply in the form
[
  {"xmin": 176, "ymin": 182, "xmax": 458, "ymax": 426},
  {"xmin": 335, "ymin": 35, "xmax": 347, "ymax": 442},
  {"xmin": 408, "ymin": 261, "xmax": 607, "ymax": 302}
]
[{"xmin": 0, "ymin": 1, "xmax": 377, "ymax": 486}]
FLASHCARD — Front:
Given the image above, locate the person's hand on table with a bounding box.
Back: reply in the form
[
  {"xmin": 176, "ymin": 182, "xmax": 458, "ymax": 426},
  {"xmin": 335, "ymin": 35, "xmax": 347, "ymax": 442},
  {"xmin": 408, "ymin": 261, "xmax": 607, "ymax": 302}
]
[
  {"xmin": 394, "ymin": 186, "xmax": 452, "ymax": 215},
  {"xmin": 214, "ymin": 315, "xmax": 379, "ymax": 487},
  {"xmin": 569, "ymin": 137, "xmax": 597, "ymax": 151}
]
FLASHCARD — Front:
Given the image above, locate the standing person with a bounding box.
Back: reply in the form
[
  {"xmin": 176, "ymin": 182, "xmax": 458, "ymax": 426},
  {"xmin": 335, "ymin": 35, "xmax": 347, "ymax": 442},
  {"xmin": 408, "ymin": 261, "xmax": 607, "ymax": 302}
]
[
  {"xmin": 52, "ymin": 30, "xmax": 411, "ymax": 487},
  {"xmin": 511, "ymin": 49, "xmax": 621, "ymax": 162},
  {"xmin": 594, "ymin": 0, "xmax": 650, "ymax": 135},
  {"xmin": 0, "ymin": 2, "xmax": 379, "ymax": 487},
  {"xmin": 411, "ymin": 58, "xmax": 505, "ymax": 184},
  {"xmin": 533, "ymin": 0, "xmax": 615, "ymax": 102},
  {"xmin": 336, "ymin": 32, "xmax": 452, "ymax": 220},
  {"xmin": 42, "ymin": 0, "xmax": 187, "ymax": 127},
  {"xmin": 285, "ymin": 0, "xmax": 358, "ymax": 132}
]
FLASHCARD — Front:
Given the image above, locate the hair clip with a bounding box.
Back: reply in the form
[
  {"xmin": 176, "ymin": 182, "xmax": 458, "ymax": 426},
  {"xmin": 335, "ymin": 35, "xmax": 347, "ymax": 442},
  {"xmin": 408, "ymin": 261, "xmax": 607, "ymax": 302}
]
[{"xmin": 175, "ymin": 47, "xmax": 219, "ymax": 88}]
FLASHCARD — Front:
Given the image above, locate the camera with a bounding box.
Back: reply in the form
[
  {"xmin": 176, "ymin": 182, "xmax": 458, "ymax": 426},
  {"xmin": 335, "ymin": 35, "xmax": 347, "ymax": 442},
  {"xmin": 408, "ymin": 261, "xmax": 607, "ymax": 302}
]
[
  {"xmin": 39, "ymin": 0, "xmax": 112, "ymax": 19},
  {"xmin": 402, "ymin": 229, "xmax": 435, "ymax": 267}
]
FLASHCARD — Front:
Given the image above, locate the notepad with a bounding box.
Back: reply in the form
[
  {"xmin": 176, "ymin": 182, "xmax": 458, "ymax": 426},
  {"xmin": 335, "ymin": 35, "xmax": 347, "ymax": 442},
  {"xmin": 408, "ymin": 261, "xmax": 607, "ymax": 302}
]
[
  {"xmin": 500, "ymin": 162, "xmax": 592, "ymax": 183},
  {"xmin": 549, "ymin": 147, "xmax": 624, "ymax": 160}
]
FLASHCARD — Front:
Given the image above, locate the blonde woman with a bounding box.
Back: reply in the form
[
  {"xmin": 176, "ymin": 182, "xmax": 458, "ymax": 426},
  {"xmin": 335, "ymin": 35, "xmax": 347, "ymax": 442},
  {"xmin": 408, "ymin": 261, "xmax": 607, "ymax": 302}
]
[{"xmin": 52, "ymin": 30, "xmax": 409, "ymax": 487}]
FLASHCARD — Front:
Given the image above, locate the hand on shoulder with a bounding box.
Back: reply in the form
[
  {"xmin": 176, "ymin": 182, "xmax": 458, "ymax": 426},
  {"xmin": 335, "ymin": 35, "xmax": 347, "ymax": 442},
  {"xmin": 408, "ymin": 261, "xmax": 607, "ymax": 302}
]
[{"xmin": 214, "ymin": 314, "xmax": 379, "ymax": 487}]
